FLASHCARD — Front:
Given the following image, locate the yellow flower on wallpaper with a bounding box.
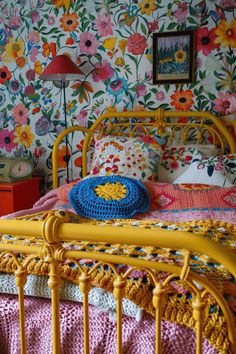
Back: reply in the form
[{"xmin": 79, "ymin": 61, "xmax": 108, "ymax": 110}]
[
  {"xmin": 115, "ymin": 57, "xmax": 125, "ymax": 67},
  {"xmin": 14, "ymin": 125, "xmax": 35, "ymax": 148},
  {"xmin": 214, "ymin": 19, "xmax": 236, "ymax": 48},
  {"xmin": 118, "ymin": 39, "xmax": 127, "ymax": 55},
  {"xmin": 139, "ymin": 0, "xmax": 157, "ymax": 16},
  {"xmin": 106, "ymin": 105, "xmax": 117, "ymax": 113},
  {"xmin": 3, "ymin": 37, "xmax": 24, "ymax": 62},
  {"xmin": 103, "ymin": 37, "xmax": 117, "ymax": 51},
  {"xmin": 53, "ymin": 0, "xmax": 71, "ymax": 11},
  {"xmin": 34, "ymin": 61, "xmax": 42, "ymax": 75}
]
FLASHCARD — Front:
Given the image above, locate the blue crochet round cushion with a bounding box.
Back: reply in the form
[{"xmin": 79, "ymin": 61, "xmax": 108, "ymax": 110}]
[{"xmin": 68, "ymin": 175, "xmax": 150, "ymax": 220}]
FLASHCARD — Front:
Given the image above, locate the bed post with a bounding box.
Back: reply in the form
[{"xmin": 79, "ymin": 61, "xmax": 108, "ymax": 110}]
[{"xmin": 42, "ymin": 214, "xmax": 64, "ymax": 354}]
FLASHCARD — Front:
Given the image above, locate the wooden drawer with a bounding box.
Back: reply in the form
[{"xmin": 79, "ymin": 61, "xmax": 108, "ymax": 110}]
[{"xmin": 0, "ymin": 177, "xmax": 41, "ymax": 216}]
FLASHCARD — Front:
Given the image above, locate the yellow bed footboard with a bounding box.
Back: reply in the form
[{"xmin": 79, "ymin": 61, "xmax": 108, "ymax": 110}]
[{"xmin": 0, "ymin": 214, "xmax": 236, "ymax": 354}]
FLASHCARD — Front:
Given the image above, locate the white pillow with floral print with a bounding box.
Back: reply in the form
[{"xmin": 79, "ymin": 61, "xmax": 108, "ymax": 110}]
[
  {"xmin": 90, "ymin": 135, "xmax": 163, "ymax": 182},
  {"xmin": 173, "ymin": 154, "xmax": 236, "ymax": 186},
  {"xmin": 158, "ymin": 146, "xmax": 202, "ymax": 183}
]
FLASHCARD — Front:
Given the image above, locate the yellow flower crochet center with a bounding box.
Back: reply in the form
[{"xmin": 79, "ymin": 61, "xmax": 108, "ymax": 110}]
[{"xmin": 94, "ymin": 182, "xmax": 127, "ymax": 201}]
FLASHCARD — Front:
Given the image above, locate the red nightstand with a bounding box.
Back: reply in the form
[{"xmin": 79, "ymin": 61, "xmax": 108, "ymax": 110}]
[{"xmin": 0, "ymin": 177, "xmax": 41, "ymax": 216}]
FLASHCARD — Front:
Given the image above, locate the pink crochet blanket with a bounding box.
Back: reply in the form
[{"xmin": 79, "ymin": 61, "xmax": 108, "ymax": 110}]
[
  {"xmin": 4, "ymin": 181, "xmax": 236, "ymax": 225},
  {"xmin": 0, "ymin": 294, "xmax": 217, "ymax": 354}
]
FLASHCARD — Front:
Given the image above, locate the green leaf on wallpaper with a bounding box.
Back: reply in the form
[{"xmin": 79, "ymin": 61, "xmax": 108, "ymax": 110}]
[
  {"xmin": 201, "ymin": 100, "xmax": 209, "ymax": 109},
  {"xmin": 93, "ymin": 91, "xmax": 104, "ymax": 99},
  {"xmin": 41, "ymin": 28, "xmax": 60, "ymax": 35},
  {"xmin": 95, "ymin": 53, "xmax": 103, "ymax": 61},
  {"xmin": 7, "ymin": 104, "xmax": 14, "ymax": 111},
  {"xmin": 226, "ymin": 55, "xmax": 236, "ymax": 65},
  {"xmin": 188, "ymin": 17, "xmax": 198, "ymax": 25},
  {"xmin": 146, "ymin": 101, "xmax": 155, "ymax": 107},
  {"xmin": 140, "ymin": 23, "xmax": 147, "ymax": 36},
  {"xmin": 82, "ymin": 21, "xmax": 91, "ymax": 31},
  {"xmin": 189, "ymin": 6, "xmax": 196, "ymax": 16},
  {"xmin": 36, "ymin": 140, "xmax": 42, "ymax": 147},
  {"xmin": 164, "ymin": 84, "xmax": 170, "ymax": 92},
  {"xmin": 167, "ymin": 23, "xmax": 176, "ymax": 31},
  {"xmin": 144, "ymin": 92, "xmax": 151, "ymax": 102},
  {"xmin": 199, "ymin": 71, "xmax": 206, "ymax": 80},
  {"xmin": 156, "ymin": 103, "xmax": 169, "ymax": 109},
  {"xmin": 41, "ymin": 36, "xmax": 47, "ymax": 43},
  {"xmin": 208, "ymin": 93, "xmax": 216, "ymax": 101},
  {"xmin": 78, "ymin": 8, "xmax": 86, "ymax": 18},
  {"xmin": 19, "ymin": 74, "xmax": 25, "ymax": 85},
  {"xmin": 53, "ymin": 7, "xmax": 59, "ymax": 16},
  {"xmin": 56, "ymin": 34, "xmax": 64, "ymax": 47},
  {"xmin": 158, "ymin": 23, "xmax": 165, "ymax": 32},
  {"xmin": 150, "ymin": 88, "xmax": 157, "ymax": 94},
  {"xmin": 38, "ymin": 19, "xmax": 44, "ymax": 28},
  {"xmin": 89, "ymin": 14, "xmax": 96, "ymax": 21},
  {"xmin": 126, "ymin": 54, "xmax": 138, "ymax": 67}
]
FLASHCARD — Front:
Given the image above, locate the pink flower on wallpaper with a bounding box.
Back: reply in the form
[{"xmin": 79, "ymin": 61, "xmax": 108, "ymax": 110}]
[
  {"xmin": 12, "ymin": 103, "xmax": 28, "ymax": 125},
  {"xmin": 127, "ymin": 33, "xmax": 148, "ymax": 55},
  {"xmin": 8, "ymin": 16, "xmax": 21, "ymax": 29},
  {"xmin": 75, "ymin": 109, "xmax": 88, "ymax": 126},
  {"xmin": 92, "ymin": 60, "xmax": 114, "ymax": 82},
  {"xmin": 156, "ymin": 91, "xmax": 165, "ymax": 101},
  {"xmin": 30, "ymin": 47, "xmax": 39, "ymax": 62},
  {"xmin": 196, "ymin": 27, "xmax": 219, "ymax": 56},
  {"xmin": 25, "ymin": 69, "xmax": 35, "ymax": 81},
  {"xmin": 174, "ymin": 2, "xmax": 188, "ymax": 24},
  {"xmin": 31, "ymin": 10, "xmax": 40, "ymax": 24},
  {"xmin": 47, "ymin": 16, "xmax": 55, "ymax": 26},
  {"xmin": 213, "ymin": 92, "xmax": 236, "ymax": 115},
  {"xmin": 93, "ymin": 13, "xmax": 113, "ymax": 37},
  {"xmin": 24, "ymin": 85, "xmax": 35, "ymax": 96},
  {"xmin": 220, "ymin": 0, "xmax": 236, "ymax": 10},
  {"xmin": 79, "ymin": 32, "xmax": 99, "ymax": 56},
  {"xmin": 0, "ymin": 129, "xmax": 17, "ymax": 152},
  {"xmin": 136, "ymin": 84, "xmax": 147, "ymax": 97},
  {"xmin": 147, "ymin": 19, "xmax": 158, "ymax": 32},
  {"xmin": 28, "ymin": 30, "xmax": 40, "ymax": 44}
]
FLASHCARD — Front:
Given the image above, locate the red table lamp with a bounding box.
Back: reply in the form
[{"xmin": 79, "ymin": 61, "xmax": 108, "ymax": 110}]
[{"xmin": 40, "ymin": 55, "xmax": 81, "ymax": 182}]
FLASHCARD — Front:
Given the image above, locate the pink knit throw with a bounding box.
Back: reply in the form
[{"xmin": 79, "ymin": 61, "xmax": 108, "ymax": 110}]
[{"xmin": 0, "ymin": 294, "xmax": 217, "ymax": 354}]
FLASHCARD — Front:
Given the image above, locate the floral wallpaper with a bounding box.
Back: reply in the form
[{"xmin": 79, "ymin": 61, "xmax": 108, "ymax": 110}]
[{"xmin": 0, "ymin": 0, "xmax": 235, "ymax": 189}]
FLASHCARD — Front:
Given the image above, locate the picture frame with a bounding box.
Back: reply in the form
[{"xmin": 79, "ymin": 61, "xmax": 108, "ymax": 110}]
[{"xmin": 153, "ymin": 30, "xmax": 195, "ymax": 85}]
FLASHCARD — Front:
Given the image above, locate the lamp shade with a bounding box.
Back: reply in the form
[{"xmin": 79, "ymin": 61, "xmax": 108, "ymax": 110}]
[{"xmin": 40, "ymin": 55, "xmax": 81, "ymax": 81}]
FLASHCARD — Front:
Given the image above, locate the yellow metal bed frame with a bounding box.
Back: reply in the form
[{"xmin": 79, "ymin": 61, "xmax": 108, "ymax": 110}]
[{"xmin": 0, "ymin": 109, "xmax": 236, "ymax": 354}]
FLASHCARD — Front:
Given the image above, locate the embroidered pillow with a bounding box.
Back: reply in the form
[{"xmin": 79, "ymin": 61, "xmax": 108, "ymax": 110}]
[
  {"xmin": 90, "ymin": 135, "xmax": 163, "ymax": 182},
  {"xmin": 68, "ymin": 175, "xmax": 150, "ymax": 220},
  {"xmin": 173, "ymin": 155, "xmax": 235, "ymax": 186},
  {"xmin": 158, "ymin": 146, "xmax": 202, "ymax": 183}
]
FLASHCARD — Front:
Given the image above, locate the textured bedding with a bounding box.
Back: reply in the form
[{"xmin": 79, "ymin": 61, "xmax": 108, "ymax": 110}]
[
  {"xmin": 4, "ymin": 181, "xmax": 236, "ymax": 224},
  {"xmin": 1, "ymin": 181, "xmax": 236, "ymax": 353},
  {"xmin": 0, "ymin": 294, "xmax": 217, "ymax": 354}
]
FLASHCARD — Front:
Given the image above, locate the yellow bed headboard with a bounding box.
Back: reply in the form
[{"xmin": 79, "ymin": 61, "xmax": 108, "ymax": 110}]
[{"xmin": 52, "ymin": 108, "xmax": 236, "ymax": 189}]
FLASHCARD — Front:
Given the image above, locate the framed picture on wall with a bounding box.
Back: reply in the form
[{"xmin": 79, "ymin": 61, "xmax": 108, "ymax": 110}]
[{"xmin": 153, "ymin": 30, "xmax": 195, "ymax": 85}]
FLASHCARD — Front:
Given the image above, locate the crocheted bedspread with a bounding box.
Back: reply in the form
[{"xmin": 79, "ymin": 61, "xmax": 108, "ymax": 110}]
[{"xmin": 0, "ymin": 210, "xmax": 236, "ymax": 354}]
